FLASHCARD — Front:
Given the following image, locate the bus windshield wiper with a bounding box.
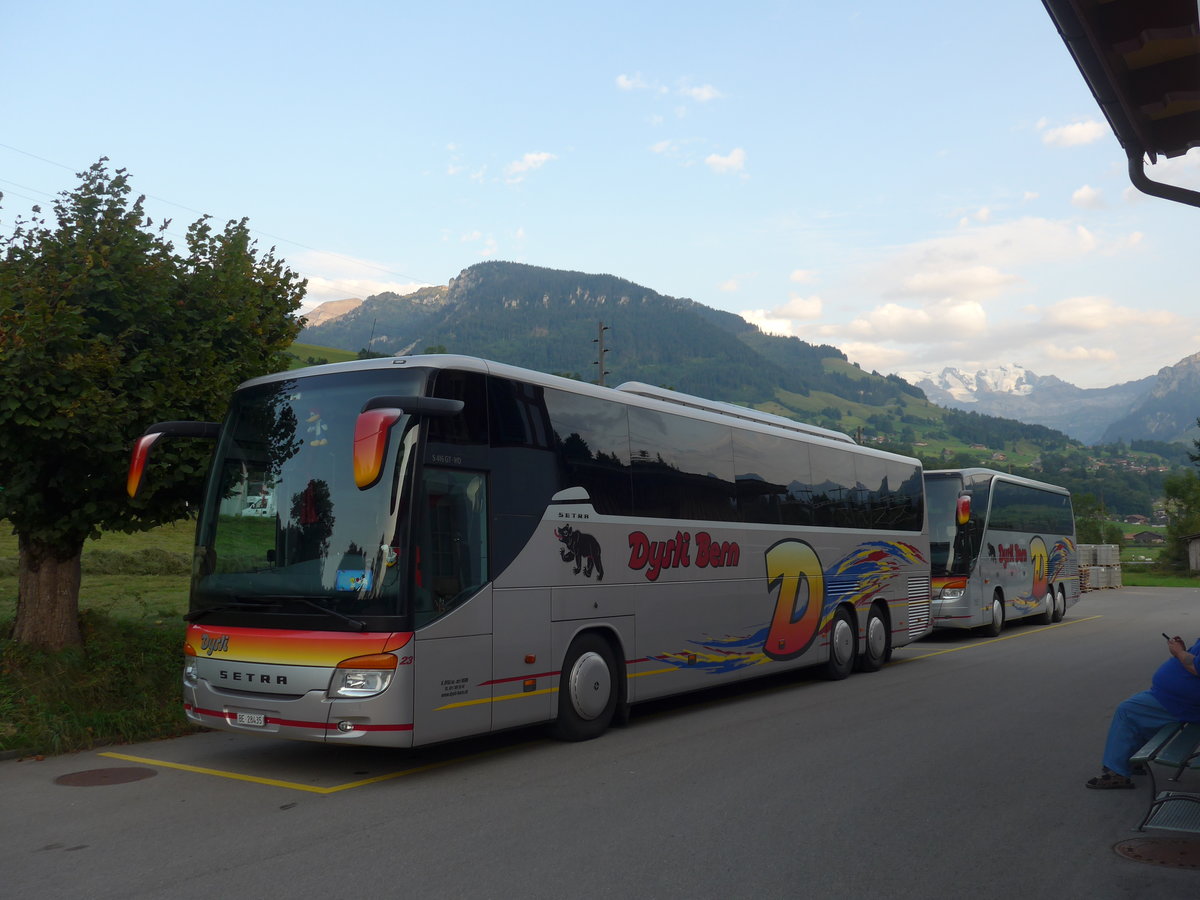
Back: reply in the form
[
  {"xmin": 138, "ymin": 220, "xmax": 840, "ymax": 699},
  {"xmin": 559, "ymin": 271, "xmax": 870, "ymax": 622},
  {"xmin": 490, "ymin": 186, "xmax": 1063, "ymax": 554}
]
[
  {"xmin": 243, "ymin": 595, "xmax": 369, "ymax": 632},
  {"xmin": 184, "ymin": 600, "xmax": 274, "ymax": 622},
  {"xmin": 185, "ymin": 596, "xmax": 368, "ymax": 631}
]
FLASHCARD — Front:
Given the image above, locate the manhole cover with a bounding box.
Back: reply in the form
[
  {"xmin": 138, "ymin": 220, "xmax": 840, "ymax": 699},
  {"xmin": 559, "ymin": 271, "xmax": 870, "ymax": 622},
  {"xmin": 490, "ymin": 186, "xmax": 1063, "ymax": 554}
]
[
  {"xmin": 1114, "ymin": 837, "xmax": 1200, "ymax": 868},
  {"xmin": 55, "ymin": 767, "xmax": 157, "ymax": 787}
]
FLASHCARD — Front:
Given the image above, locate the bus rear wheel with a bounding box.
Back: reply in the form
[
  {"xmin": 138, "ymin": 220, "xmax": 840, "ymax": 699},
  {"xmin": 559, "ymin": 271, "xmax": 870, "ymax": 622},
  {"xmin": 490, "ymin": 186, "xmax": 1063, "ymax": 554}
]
[
  {"xmin": 1035, "ymin": 590, "xmax": 1055, "ymax": 626},
  {"xmin": 822, "ymin": 607, "xmax": 856, "ymax": 680},
  {"xmin": 857, "ymin": 605, "xmax": 891, "ymax": 673},
  {"xmin": 1052, "ymin": 588, "xmax": 1066, "ymax": 623},
  {"xmin": 552, "ymin": 633, "xmax": 619, "ymax": 741}
]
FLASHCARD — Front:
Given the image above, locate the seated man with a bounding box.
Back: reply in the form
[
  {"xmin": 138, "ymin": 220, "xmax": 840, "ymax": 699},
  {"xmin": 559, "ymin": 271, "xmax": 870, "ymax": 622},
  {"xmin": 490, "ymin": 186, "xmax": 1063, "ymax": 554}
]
[{"xmin": 1087, "ymin": 634, "xmax": 1200, "ymax": 789}]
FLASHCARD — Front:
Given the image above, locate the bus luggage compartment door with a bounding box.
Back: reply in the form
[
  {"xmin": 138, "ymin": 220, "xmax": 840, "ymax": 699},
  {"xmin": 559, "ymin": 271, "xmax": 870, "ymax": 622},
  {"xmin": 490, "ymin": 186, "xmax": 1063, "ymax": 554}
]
[
  {"xmin": 492, "ymin": 587, "xmax": 553, "ymax": 732},
  {"xmin": 413, "ymin": 633, "xmax": 493, "ymax": 745}
]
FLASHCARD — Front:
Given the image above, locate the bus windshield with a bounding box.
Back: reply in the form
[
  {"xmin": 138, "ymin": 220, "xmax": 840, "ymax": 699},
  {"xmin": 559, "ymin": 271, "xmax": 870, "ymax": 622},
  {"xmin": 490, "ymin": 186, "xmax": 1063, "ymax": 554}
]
[
  {"xmin": 190, "ymin": 367, "xmax": 429, "ymax": 630},
  {"xmin": 925, "ymin": 472, "xmax": 968, "ymax": 577}
]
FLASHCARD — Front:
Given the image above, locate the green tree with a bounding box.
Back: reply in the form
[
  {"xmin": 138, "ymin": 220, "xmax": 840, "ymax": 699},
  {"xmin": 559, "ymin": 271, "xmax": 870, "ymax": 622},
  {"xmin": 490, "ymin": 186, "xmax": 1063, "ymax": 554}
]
[
  {"xmin": 1163, "ymin": 470, "xmax": 1200, "ymax": 569},
  {"xmin": 1072, "ymin": 493, "xmax": 1104, "ymax": 543},
  {"xmin": 0, "ymin": 160, "xmax": 305, "ymax": 649}
]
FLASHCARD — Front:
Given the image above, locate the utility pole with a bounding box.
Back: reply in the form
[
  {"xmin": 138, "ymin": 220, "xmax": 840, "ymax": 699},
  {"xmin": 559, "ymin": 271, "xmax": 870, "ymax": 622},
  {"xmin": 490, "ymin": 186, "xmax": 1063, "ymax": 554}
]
[{"xmin": 593, "ymin": 321, "xmax": 611, "ymax": 386}]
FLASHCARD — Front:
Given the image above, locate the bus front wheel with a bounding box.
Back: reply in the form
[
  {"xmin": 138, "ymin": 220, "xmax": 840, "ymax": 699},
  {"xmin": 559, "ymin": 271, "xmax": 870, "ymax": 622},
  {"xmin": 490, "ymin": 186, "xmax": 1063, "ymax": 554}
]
[
  {"xmin": 983, "ymin": 594, "xmax": 1005, "ymax": 638},
  {"xmin": 822, "ymin": 607, "xmax": 856, "ymax": 680},
  {"xmin": 552, "ymin": 633, "xmax": 619, "ymax": 741}
]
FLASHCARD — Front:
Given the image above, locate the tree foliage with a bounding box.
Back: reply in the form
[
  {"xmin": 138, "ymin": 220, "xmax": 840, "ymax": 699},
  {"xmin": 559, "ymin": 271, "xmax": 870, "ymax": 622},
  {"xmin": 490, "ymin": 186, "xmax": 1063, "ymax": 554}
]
[
  {"xmin": 0, "ymin": 160, "xmax": 306, "ymax": 647},
  {"xmin": 1163, "ymin": 470, "xmax": 1200, "ymax": 569}
]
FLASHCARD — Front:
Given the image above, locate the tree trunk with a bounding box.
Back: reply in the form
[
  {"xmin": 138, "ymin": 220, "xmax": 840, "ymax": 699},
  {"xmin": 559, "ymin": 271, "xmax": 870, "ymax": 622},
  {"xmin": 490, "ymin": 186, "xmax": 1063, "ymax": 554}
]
[{"xmin": 12, "ymin": 534, "xmax": 84, "ymax": 650}]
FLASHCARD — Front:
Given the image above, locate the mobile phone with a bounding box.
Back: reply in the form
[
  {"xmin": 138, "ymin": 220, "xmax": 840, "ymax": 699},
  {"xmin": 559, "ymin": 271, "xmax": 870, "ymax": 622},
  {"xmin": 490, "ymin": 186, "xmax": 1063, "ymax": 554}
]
[{"xmin": 1163, "ymin": 633, "xmax": 1172, "ymax": 640}]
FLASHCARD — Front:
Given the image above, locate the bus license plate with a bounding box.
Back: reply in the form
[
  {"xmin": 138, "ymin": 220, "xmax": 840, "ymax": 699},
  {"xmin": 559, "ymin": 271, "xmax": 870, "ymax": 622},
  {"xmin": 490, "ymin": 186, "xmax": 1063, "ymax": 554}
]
[{"xmin": 235, "ymin": 712, "xmax": 266, "ymax": 727}]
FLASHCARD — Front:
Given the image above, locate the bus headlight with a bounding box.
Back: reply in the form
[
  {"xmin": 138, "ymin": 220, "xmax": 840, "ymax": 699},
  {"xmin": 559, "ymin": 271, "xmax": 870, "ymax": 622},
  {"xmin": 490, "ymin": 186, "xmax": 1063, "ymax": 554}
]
[
  {"xmin": 938, "ymin": 586, "xmax": 966, "ymax": 601},
  {"xmin": 329, "ymin": 653, "xmax": 398, "ymax": 698},
  {"xmin": 184, "ymin": 657, "xmax": 199, "ymax": 686}
]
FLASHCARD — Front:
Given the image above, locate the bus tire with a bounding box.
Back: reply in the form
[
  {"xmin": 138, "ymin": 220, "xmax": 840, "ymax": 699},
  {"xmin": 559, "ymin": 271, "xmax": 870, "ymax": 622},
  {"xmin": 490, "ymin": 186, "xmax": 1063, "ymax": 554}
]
[
  {"xmin": 857, "ymin": 604, "xmax": 891, "ymax": 673},
  {"xmin": 551, "ymin": 633, "xmax": 619, "ymax": 742},
  {"xmin": 1052, "ymin": 587, "xmax": 1066, "ymax": 623},
  {"xmin": 1035, "ymin": 590, "xmax": 1055, "ymax": 626},
  {"xmin": 983, "ymin": 593, "xmax": 1005, "ymax": 637},
  {"xmin": 822, "ymin": 607, "xmax": 856, "ymax": 680}
]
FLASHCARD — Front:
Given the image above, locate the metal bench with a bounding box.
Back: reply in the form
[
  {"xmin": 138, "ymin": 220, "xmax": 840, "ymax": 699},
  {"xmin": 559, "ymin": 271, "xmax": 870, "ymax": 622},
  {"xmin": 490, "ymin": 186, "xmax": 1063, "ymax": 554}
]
[{"xmin": 1130, "ymin": 721, "xmax": 1200, "ymax": 833}]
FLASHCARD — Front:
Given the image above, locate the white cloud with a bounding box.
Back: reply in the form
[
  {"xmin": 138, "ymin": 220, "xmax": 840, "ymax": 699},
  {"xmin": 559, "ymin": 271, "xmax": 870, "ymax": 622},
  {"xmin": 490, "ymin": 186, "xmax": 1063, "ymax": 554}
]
[
  {"xmin": 1071, "ymin": 184, "xmax": 1105, "ymax": 209},
  {"xmin": 1041, "ymin": 120, "xmax": 1108, "ymax": 147},
  {"xmin": 838, "ymin": 341, "xmax": 914, "ymax": 373},
  {"xmin": 681, "ymin": 83, "xmax": 722, "ymax": 102},
  {"xmin": 740, "ymin": 309, "xmax": 796, "ymax": 337},
  {"xmin": 772, "ymin": 294, "xmax": 823, "ymax": 320},
  {"xmin": 875, "ymin": 218, "xmax": 1107, "ymax": 305},
  {"xmin": 616, "ymin": 73, "xmax": 647, "ymax": 91},
  {"xmin": 842, "ymin": 298, "xmax": 989, "ymax": 343},
  {"xmin": 505, "ymin": 151, "xmax": 557, "ymax": 182},
  {"xmin": 719, "ymin": 278, "xmax": 740, "ymax": 292},
  {"xmin": 789, "ymin": 269, "xmax": 817, "ymax": 284},
  {"xmin": 1038, "ymin": 295, "xmax": 1177, "ymax": 333},
  {"xmin": 894, "ymin": 265, "xmax": 1019, "ymax": 302},
  {"xmin": 292, "ymin": 249, "xmax": 431, "ymax": 310},
  {"xmin": 705, "ymin": 147, "xmax": 746, "ymax": 174}
]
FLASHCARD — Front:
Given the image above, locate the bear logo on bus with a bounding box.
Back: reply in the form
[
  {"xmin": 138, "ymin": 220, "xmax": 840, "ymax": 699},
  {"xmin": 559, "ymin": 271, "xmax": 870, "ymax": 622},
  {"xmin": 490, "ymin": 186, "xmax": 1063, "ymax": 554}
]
[{"xmin": 555, "ymin": 524, "xmax": 604, "ymax": 581}]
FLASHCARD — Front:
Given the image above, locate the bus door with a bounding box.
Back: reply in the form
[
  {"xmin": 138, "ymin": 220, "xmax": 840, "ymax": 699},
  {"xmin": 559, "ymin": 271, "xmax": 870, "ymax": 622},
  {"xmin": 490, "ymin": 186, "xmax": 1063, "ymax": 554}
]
[{"xmin": 411, "ymin": 467, "xmax": 496, "ymax": 744}]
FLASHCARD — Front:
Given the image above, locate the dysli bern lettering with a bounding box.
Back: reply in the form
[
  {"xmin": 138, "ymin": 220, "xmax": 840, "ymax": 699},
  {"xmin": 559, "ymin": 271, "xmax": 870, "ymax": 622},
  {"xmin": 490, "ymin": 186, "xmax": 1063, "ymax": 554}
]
[{"xmin": 627, "ymin": 530, "xmax": 740, "ymax": 582}]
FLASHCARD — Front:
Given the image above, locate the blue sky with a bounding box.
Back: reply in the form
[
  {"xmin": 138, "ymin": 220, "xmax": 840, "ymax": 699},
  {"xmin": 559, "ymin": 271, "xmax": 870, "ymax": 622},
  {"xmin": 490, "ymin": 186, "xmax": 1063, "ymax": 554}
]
[{"xmin": 3, "ymin": 1, "xmax": 1198, "ymax": 389}]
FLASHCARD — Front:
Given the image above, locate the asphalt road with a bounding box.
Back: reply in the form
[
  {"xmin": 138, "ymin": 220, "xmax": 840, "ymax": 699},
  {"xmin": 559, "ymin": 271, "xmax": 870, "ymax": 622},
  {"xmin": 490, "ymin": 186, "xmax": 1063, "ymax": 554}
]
[{"xmin": 4, "ymin": 587, "xmax": 1200, "ymax": 899}]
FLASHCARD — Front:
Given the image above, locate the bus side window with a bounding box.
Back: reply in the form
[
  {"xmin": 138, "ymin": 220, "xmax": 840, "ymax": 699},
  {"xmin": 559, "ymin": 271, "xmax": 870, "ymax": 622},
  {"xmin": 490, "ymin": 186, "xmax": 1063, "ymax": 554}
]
[{"xmin": 413, "ymin": 468, "xmax": 489, "ymax": 628}]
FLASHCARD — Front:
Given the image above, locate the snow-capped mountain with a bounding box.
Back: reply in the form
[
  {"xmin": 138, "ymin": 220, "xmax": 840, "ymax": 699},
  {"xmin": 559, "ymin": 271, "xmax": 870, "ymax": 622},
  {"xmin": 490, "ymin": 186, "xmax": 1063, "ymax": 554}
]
[
  {"xmin": 900, "ymin": 363, "xmax": 1164, "ymax": 445},
  {"xmin": 901, "ymin": 364, "xmax": 1043, "ymax": 404}
]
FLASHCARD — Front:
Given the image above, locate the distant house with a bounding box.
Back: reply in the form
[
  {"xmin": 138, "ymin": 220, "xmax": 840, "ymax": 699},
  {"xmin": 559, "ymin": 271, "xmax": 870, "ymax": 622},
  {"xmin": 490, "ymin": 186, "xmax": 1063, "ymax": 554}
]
[
  {"xmin": 1124, "ymin": 514, "xmax": 1149, "ymax": 525},
  {"xmin": 1130, "ymin": 531, "xmax": 1165, "ymax": 545}
]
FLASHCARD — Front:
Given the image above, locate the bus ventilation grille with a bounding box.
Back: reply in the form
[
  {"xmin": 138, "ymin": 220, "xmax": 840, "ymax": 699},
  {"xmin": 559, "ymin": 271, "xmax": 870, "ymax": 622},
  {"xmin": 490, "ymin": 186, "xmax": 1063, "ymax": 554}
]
[{"xmin": 906, "ymin": 578, "xmax": 932, "ymax": 638}]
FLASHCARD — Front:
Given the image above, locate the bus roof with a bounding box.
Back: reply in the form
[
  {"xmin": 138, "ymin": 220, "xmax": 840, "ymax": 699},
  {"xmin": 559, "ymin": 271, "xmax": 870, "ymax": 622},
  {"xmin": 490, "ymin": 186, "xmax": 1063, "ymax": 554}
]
[
  {"xmin": 924, "ymin": 467, "xmax": 1071, "ymax": 496},
  {"xmin": 244, "ymin": 354, "xmax": 917, "ymax": 461},
  {"xmin": 615, "ymin": 381, "xmax": 856, "ymax": 444}
]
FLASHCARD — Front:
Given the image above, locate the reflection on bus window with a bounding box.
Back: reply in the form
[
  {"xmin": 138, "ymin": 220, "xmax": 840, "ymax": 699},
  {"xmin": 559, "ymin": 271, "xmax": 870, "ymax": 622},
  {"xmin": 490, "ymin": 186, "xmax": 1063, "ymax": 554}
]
[{"xmin": 412, "ymin": 468, "xmax": 489, "ymax": 627}]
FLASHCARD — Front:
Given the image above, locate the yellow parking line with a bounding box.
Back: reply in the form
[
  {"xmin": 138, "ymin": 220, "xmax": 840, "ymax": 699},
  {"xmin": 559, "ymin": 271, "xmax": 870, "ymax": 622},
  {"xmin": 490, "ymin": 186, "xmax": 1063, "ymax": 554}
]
[
  {"xmin": 98, "ymin": 747, "xmax": 508, "ymax": 794},
  {"xmin": 896, "ymin": 614, "xmax": 1102, "ymax": 662}
]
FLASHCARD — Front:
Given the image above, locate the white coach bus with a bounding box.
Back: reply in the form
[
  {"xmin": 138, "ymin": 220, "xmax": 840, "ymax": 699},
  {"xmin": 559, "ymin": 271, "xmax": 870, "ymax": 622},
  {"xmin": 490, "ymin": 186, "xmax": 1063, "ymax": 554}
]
[
  {"xmin": 129, "ymin": 355, "xmax": 932, "ymax": 747},
  {"xmin": 924, "ymin": 467, "xmax": 1079, "ymax": 635}
]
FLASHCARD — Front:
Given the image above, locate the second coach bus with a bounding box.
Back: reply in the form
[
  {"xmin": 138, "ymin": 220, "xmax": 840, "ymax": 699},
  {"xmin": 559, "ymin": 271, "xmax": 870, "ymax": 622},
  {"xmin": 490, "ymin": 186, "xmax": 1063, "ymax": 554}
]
[
  {"xmin": 925, "ymin": 467, "xmax": 1079, "ymax": 635},
  {"xmin": 129, "ymin": 355, "xmax": 932, "ymax": 747}
]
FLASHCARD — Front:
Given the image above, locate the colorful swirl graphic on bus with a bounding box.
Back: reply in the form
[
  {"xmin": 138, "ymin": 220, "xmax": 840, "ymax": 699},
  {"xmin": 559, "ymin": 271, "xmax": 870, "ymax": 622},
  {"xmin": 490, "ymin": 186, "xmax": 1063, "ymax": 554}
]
[
  {"xmin": 1012, "ymin": 536, "xmax": 1075, "ymax": 611},
  {"xmin": 1049, "ymin": 538, "xmax": 1074, "ymax": 580},
  {"xmin": 650, "ymin": 540, "xmax": 925, "ymax": 674}
]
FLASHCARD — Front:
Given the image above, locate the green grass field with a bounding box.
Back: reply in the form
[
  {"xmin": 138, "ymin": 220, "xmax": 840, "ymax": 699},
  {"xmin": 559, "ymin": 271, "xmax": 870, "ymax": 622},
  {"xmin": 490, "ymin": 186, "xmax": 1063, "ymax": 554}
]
[{"xmin": 0, "ymin": 520, "xmax": 193, "ymax": 622}]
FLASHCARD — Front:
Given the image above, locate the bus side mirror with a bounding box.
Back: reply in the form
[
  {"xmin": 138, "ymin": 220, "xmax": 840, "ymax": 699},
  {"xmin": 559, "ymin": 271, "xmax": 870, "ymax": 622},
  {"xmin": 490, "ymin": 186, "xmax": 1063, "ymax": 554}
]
[
  {"xmin": 354, "ymin": 408, "xmax": 404, "ymax": 490},
  {"xmin": 956, "ymin": 493, "xmax": 971, "ymax": 527},
  {"xmin": 354, "ymin": 396, "xmax": 465, "ymax": 490},
  {"xmin": 126, "ymin": 421, "xmax": 220, "ymax": 497}
]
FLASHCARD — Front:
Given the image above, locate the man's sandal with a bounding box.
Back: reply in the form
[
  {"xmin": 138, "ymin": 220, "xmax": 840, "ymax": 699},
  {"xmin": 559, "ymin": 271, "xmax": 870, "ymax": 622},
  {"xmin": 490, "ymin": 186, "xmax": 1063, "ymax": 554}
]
[{"xmin": 1085, "ymin": 771, "xmax": 1136, "ymax": 789}]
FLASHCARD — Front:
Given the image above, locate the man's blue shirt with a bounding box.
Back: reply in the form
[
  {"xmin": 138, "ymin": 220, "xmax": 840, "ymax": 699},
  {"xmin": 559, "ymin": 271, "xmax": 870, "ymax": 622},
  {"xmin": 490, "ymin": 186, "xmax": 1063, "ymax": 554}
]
[{"xmin": 1151, "ymin": 638, "xmax": 1200, "ymax": 721}]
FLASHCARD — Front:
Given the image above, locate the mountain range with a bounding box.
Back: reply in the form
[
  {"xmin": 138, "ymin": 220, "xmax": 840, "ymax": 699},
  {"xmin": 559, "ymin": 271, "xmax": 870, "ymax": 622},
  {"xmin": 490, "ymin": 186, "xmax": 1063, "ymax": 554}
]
[
  {"xmin": 298, "ymin": 261, "xmax": 1199, "ymax": 448},
  {"xmin": 902, "ymin": 357, "xmax": 1200, "ymax": 445}
]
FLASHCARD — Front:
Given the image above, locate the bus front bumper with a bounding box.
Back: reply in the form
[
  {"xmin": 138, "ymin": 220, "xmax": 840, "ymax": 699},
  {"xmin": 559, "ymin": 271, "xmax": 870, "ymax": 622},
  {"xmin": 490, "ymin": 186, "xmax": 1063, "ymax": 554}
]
[{"xmin": 183, "ymin": 679, "xmax": 415, "ymax": 748}]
